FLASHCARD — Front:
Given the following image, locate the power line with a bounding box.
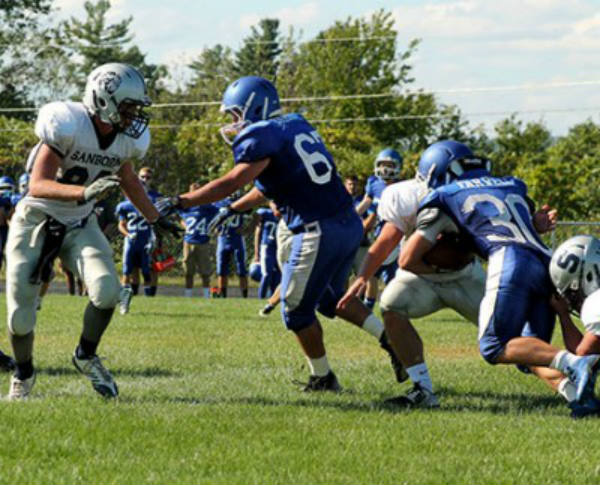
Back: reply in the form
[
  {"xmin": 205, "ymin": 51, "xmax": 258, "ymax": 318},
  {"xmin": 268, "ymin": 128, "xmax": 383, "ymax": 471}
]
[
  {"xmin": 1, "ymin": 106, "xmax": 597, "ymax": 133},
  {"xmin": 2, "ymin": 79, "xmax": 598, "ymax": 113}
]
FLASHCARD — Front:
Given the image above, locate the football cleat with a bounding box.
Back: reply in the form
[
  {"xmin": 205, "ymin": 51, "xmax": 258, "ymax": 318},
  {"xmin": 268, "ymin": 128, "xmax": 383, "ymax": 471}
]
[
  {"xmin": 565, "ymin": 354, "xmax": 600, "ymax": 402},
  {"xmin": 0, "ymin": 350, "xmax": 16, "ymax": 372},
  {"xmin": 383, "ymin": 383, "xmax": 440, "ymax": 409},
  {"xmin": 259, "ymin": 303, "xmax": 275, "ymax": 317},
  {"xmin": 72, "ymin": 353, "xmax": 119, "ymax": 398},
  {"xmin": 301, "ymin": 371, "xmax": 342, "ymax": 392},
  {"xmin": 8, "ymin": 373, "xmax": 36, "ymax": 401},
  {"xmin": 119, "ymin": 286, "xmax": 133, "ymax": 315},
  {"xmin": 569, "ymin": 395, "xmax": 600, "ymax": 419},
  {"xmin": 379, "ymin": 333, "xmax": 409, "ymax": 383}
]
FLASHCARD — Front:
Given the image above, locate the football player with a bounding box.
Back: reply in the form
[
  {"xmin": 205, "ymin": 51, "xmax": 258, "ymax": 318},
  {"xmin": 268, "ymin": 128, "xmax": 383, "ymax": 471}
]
[
  {"xmin": 0, "ymin": 175, "xmax": 15, "ymax": 269},
  {"xmin": 355, "ymin": 149, "xmax": 403, "ymax": 309},
  {"xmin": 178, "ymin": 182, "xmax": 219, "ymax": 298},
  {"xmin": 138, "ymin": 167, "xmax": 162, "ymax": 297},
  {"xmin": 398, "ymin": 141, "xmax": 600, "ymax": 417},
  {"xmin": 5, "ymin": 62, "xmax": 179, "ymax": 400},
  {"xmin": 214, "ymin": 192, "xmax": 250, "ymax": 298},
  {"xmin": 550, "ymin": 236, "xmax": 600, "ymax": 356},
  {"xmin": 157, "ymin": 76, "xmax": 403, "ymax": 390},
  {"xmin": 253, "ymin": 205, "xmax": 281, "ymax": 298},
  {"xmin": 10, "ymin": 173, "xmax": 29, "ymax": 208}
]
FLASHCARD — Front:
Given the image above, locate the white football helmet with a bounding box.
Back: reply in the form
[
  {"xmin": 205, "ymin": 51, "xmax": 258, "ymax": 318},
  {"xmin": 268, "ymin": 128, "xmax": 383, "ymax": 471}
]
[
  {"xmin": 550, "ymin": 235, "xmax": 600, "ymax": 311},
  {"xmin": 83, "ymin": 63, "xmax": 151, "ymax": 139}
]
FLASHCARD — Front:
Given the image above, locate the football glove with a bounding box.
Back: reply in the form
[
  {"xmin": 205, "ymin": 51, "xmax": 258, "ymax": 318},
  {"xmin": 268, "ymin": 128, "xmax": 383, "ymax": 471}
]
[
  {"xmin": 155, "ymin": 196, "xmax": 182, "ymax": 218},
  {"xmin": 208, "ymin": 206, "xmax": 236, "ymax": 234},
  {"xmin": 152, "ymin": 216, "xmax": 184, "ymax": 239},
  {"xmin": 83, "ymin": 175, "xmax": 121, "ymax": 202}
]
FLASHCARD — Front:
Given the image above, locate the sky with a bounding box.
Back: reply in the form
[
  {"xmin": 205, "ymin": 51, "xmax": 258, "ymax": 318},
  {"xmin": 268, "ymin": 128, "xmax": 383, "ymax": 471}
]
[{"xmin": 53, "ymin": 0, "xmax": 600, "ymax": 135}]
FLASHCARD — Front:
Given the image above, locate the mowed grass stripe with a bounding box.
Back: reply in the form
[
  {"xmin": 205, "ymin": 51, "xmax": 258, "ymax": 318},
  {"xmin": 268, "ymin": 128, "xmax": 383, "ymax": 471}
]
[{"xmin": 0, "ymin": 295, "xmax": 597, "ymax": 484}]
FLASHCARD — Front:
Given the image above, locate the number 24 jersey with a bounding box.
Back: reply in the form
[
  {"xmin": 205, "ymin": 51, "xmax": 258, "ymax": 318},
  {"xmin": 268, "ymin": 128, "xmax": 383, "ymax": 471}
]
[{"xmin": 22, "ymin": 101, "xmax": 149, "ymax": 226}]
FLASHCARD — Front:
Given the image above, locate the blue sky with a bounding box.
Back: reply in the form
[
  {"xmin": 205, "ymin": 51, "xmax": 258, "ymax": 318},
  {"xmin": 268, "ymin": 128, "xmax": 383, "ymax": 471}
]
[{"xmin": 55, "ymin": 0, "xmax": 600, "ymax": 135}]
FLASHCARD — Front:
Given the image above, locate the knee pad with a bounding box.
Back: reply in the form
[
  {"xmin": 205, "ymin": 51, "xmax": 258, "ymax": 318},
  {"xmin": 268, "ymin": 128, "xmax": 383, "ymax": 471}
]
[
  {"xmin": 8, "ymin": 307, "xmax": 36, "ymax": 336},
  {"xmin": 87, "ymin": 274, "xmax": 120, "ymax": 309}
]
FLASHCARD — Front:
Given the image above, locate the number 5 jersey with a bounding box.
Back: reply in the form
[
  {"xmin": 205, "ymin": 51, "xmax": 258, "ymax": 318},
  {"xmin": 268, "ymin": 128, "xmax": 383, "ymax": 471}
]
[{"xmin": 23, "ymin": 101, "xmax": 150, "ymax": 226}]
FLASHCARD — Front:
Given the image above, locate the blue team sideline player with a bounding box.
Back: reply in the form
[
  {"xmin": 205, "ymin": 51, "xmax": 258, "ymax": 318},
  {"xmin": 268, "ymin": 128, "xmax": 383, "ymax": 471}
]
[
  {"xmin": 178, "ymin": 182, "xmax": 219, "ymax": 298},
  {"xmin": 253, "ymin": 205, "xmax": 281, "ymax": 299},
  {"xmin": 399, "ymin": 140, "xmax": 600, "ymax": 416},
  {"xmin": 0, "ymin": 175, "xmax": 15, "ymax": 269},
  {"xmin": 214, "ymin": 192, "xmax": 250, "ymax": 298},
  {"xmin": 158, "ymin": 76, "xmax": 404, "ymax": 390},
  {"xmin": 116, "ymin": 192, "xmax": 157, "ymax": 314}
]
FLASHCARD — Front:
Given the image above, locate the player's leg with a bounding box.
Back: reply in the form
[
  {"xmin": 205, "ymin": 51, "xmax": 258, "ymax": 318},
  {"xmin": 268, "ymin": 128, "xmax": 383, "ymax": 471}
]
[
  {"xmin": 62, "ymin": 217, "xmax": 120, "ymax": 398},
  {"xmin": 378, "ymin": 270, "xmax": 445, "ymax": 407},
  {"xmin": 216, "ymin": 240, "xmax": 230, "ymax": 298},
  {"xmin": 119, "ymin": 239, "xmax": 135, "ymax": 314},
  {"xmin": 140, "ymin": 244, "xmax": 153, "ymax": 297},
  {"xmin": 5, "ymin": 206, "xmax": 48, "ymax": 398},
  {"xmin": 183, "ymin": 241, "xmax": 195, "ymax": 297},
  {"xmin": 266, "ymin": 245, "xmax": 281, "ymax": 295},
  {"xmin": 235, "ymin": 238, "xmax": 248, "ymax": 298},
  {"xmin": 196, "ymin": 243, "xmax": 212, "ymax": 298},
  {"xmin": 479, "ymin": 247, "xmax": 598, "ymax": 403}
]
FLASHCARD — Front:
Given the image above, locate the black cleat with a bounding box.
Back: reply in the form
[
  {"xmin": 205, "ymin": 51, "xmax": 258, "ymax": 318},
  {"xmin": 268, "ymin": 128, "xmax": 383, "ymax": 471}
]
[
  {"xmin": 301, "ymin": 371, "xmax": 342, "ymax": 392},
  {"xmin": 383, "ymin": 383, "xmax": 440, "ymax": 409},
  {"xmin": 379, "ymin": 333, "xmax": 409, "ymax": 383},
  {"xmin": 0, "ymin": 350, "xmax": 16, "ymax": 372}
]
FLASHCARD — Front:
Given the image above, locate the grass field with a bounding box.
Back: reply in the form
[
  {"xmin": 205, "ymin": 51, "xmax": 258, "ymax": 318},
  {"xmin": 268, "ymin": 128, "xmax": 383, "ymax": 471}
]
[{"xmin": 0, "ymin": 294, "xmax": 598, "ymax": 484}]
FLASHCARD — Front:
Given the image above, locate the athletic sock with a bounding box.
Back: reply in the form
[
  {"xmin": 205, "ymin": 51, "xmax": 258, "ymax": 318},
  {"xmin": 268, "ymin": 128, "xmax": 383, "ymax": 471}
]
[
  {"xmin": 550, "ymin": 350, "xmax": 579, "ymax": 374},
  {"xmin": 558, "ymin": 377, "xmax": 577, "ymax": 402},
  {"xmin": 131, "ymin": 284, "xmax": 139, "ymax": 295},
  {"xmin": 361, "ymin": 313, "xmax": 384, "ymax": 340},
  {"xmin": 307, "ymin": 355, "xmax": 331, "ymax": 377},
  {"xmin": 406, "ymin": 363, "xmax": 434, "ymax": 393},
  {"xmin": 76, "ymin": 337, "xmax": 97, "ymax": 359},
  {"xmin": 15, "ymin": 359, "xmax": 34, "ymax": 380}
]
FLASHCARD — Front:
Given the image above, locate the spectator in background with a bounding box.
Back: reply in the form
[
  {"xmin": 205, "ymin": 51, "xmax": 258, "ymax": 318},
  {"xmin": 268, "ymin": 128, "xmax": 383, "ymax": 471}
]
[
  {"xmin": 253, "ymin": 204, "xmax": 281, "ymax": 299},
  {"xmin": 179, "ymin": 182, "xmax": 218, "ymax": 298}
]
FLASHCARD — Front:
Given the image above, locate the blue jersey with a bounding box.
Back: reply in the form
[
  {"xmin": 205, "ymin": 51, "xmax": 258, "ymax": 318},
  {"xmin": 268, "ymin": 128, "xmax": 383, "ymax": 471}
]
[
  {"xmin": 179, "ymin": 204, "xmax": 218, "ymax": 245},
  {"xmin": 365, "ymin": 175, "xmax": 388, "ymax": 238},
  {"xmin": 232, "ymin": 113, "xmax": 352, "ymax": 231},
  {"xmin": 256, "ymin": 207, "xmax": 278, "ymax": 246},
  {"xmin": 115, "ymin": 200, "xmax": 153, "ymax": 245},
  {"xmin": 419, "ymin": 175, "xmax": 551, "ymax": 260},
  {"xmin": 215, "ymin": 198, "xmax": 247, "ymax": 239}
]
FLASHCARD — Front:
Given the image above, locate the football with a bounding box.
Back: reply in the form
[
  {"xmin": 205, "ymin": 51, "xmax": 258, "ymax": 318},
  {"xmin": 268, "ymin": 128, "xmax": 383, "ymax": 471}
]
[{"xmin": 423, "ymin": 233, "xmax": 475, "ymax": 271}]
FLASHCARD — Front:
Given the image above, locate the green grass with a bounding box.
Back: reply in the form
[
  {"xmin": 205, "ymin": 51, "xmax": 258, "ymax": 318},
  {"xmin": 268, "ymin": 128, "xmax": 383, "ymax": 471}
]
[{"xmin": 0, "ymin": 295, "xmax": 598, "ymax": 484}]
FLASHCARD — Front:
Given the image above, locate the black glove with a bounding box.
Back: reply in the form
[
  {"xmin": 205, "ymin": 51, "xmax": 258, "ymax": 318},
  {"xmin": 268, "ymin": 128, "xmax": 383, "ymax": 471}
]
[
  {"xmin": 208, "ymin": 205, "xmax": 236, "ymax": 233},
  {"xmin": 155, "ymin": 196, "xmax": 182, "ymax": 218},
  {"xmin": 152, "ymin": 215, "xmax": 184, "ymax": 238}
]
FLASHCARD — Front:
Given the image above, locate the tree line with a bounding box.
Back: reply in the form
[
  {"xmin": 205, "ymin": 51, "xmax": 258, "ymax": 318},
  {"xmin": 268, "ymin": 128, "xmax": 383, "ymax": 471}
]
[{"xmin": 1, "ymin": 0, "xmax": 599, "ymax": 223}]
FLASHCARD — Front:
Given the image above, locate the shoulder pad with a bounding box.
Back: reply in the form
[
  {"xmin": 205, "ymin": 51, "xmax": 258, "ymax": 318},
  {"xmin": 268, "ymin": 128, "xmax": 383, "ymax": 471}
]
[
  {"xmin": 35, "ymin": 102, "xmax": 80, "ymax": 157},
  {"xmin": 232, "ymin": 120, "xmax": 283, "ymax": 164}
]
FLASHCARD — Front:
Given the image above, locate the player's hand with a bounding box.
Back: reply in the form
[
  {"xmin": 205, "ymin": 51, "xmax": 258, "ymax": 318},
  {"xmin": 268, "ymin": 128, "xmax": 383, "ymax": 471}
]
[
  {"xmin": 127, "ymin": 232, "xmax": 137, "ymax": 241},
  {"xmin": 208, "ymin": 206, "xmax": 235, "ymax": 233},
  {"xmin": 336, "ymin": 277, "xmax": 367, "ymax": 311},
  {"xmin": 155, "ymin": 196, "xmax": 182, "ymax": 218},
  {"xmin": 152, "ymin": 216, "xmax": 184, "ymax": 238},
  {"xmin": 533, "ymin": 204, "xmax": 558, "ymax": 234},
  {"xmin": 83, "ymin": 175, "xmax": 121, "ymax": 202}
]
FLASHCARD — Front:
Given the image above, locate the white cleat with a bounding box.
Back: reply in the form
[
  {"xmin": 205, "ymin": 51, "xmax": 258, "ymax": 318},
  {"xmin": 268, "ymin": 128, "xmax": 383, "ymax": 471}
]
[
  {"xmin": 566, "ymin": 354, "xmax": 600, "ymax": 401},
  {"xmin": 8, "ymin": 373, "xmax": 36, "ymax": 401},
  {"xmin": 119, "ymin": 286, "xmax": 133, "ymax": 315},
  {"xmin": 72, "ymin": 353, "xmax": 119, "ymax": 398}
]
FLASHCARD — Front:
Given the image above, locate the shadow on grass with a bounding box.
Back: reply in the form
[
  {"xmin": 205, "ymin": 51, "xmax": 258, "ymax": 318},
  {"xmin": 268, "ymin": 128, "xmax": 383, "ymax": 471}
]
[{"xmin": 39, "ymin": 365, "xmax": 181, "ymax": 378}]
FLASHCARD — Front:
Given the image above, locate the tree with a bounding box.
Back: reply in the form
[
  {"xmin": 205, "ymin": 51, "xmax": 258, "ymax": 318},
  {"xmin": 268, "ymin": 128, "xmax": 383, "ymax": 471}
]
[{"xmin": 234, "ymin": 18, "xmax": 281, "ymax": 80}]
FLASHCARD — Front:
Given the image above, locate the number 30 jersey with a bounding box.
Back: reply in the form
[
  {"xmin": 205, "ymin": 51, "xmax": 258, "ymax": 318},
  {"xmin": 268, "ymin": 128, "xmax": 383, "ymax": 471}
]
[
  {"xmin": 22, "ymin": 101, "xmax": 150, "ymax": 226},
  {"xmin": 232, "ymin": 113, "xmax": 352, "ymax": 232},
  {"xmin": 419, "ymin": 175, "xmax": 551, "ymax": 260}
]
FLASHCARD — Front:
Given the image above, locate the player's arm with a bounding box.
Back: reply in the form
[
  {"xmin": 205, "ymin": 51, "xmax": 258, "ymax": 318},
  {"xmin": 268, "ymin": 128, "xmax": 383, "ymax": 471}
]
[
  {"xmin": 117, "ymin": 218, "xmax": 130, "ymax": 238},
  {"xmin": 118, "ymin": 161, "xmax": 160, "ymax": 222},
  {"xmin": 550, "ymin": 294, "xmax": 584, "ymax": 353},
  {"xmin": 28, "ymin": 144, "xmax": 87, "ymax": 201},
  {"xmin": 363, "ymin": 211, "xmax": 377, "ymax": 232},
  {"xmin": 253, "ymin": 220, "xmax": 262, "ymax": 262},
  {"xmin": 231, "ymin": 187, "xmax": 268, "ymax": 212},
  {"xmin": 355, "ymin": 195, "xmax": 373, "ymax": 216},
  {"xmin": 399, "ymin": 208, "xmax": 459, "ymax": 275},
  {"xmin": 337, "ymin": 221, "xmax": 403, "ymax": 310},
  {"xmin": 178, "ymin": 160, "xmax": 269, "ymax": 209},
  {"xmin": 532, "ymin": 204, "xmax": 558, "ymax": 234}
]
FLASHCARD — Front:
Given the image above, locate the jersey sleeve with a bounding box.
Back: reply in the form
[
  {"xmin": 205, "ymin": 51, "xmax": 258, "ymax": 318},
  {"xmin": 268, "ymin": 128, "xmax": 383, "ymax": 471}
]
[
  {"xmin": 129, "ymin": 128, "xmax": 151, "ymax": 160},
  {"xmin": 35, "ymin": 102, "xmax": 78, "ymax": 157},
  {"xmin": 115, "ymin": 202, "xmax": 127, "ymax": 220},
  {"xmin": 581, "ymin": 291, "xmax": 600, "ymax": 336},
  {"xmin": 232, "ymin": 122, "xmax": 284, "ymax": 164},
  {"xmin": 415, "ymin": 208, "xmax": 459, "ymax": 242}
]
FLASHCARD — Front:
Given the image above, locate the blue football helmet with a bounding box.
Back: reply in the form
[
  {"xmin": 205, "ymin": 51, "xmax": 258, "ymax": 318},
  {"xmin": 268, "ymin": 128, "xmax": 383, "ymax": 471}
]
[
  {"xmin": 374, "ymin": 148, "xmax": 403, "ymax": 182},
  {"xmin": 0, "ymin": 176, "xmax": 15, "ymax": 194},
  {"xmin": 416, "ymin": 140, "xmax": 491, "ymax": 189},
  {"xmin": 249, "ymin": 262, "xmax": 262, "ymax": 282},
  {"xmin": 219, "ymin": 76, "xmax": 282, "ymax": 144},
  {"xmin": 18, "ymin": 173, "xmax": 30, "ymax": 194}
]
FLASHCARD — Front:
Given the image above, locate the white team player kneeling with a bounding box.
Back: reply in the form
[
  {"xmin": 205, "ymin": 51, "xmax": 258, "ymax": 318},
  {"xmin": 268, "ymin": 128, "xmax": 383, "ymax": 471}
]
[{"xmin": 6, "ymin": 62, "xmax": 180, "ymax": 400}]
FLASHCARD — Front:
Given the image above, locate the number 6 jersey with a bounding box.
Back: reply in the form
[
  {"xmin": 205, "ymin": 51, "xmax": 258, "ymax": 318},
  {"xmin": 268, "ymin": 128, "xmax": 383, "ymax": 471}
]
[{"xmin": 22, "ymin": 101, "xmax": 150, "ymax": 226}]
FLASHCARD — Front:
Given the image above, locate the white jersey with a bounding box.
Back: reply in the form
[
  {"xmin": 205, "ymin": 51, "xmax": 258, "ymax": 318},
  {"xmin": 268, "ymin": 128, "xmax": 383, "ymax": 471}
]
[
  {"xmin": 22, "ymin": 101, "xmax": 150, "ymax": 226},
  {"xmin": 581, "ymin": 289, "xmax": 600, "ymax": 336},
  {"xmin": 377, "ymin": 177, "xmax": 430, "ymax": 245}
]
